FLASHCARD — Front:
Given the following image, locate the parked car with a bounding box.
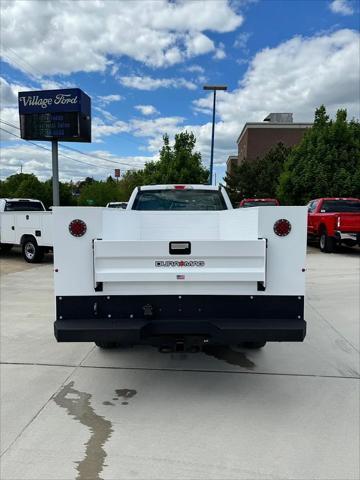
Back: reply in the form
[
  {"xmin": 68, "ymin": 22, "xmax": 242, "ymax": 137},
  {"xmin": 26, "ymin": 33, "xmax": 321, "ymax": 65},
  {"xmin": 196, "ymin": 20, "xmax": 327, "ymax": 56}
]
[
  {"xmin": 239, "ymin": 198, "xmax": 280, "ymax": 208},
  {"xmin": 53, "ymin": 184, "xmax": 307, "ymax": 352},
  {"xmin": 0, "ymin": 198, "xmax": 52, "ymax": 262},
  {"xmin": 307, "ymin": 197, "xmax": 360, "ymax": 252},
  {"xmin": 106, "ymin": 202, "xmax": 128, "ymax": 209}
]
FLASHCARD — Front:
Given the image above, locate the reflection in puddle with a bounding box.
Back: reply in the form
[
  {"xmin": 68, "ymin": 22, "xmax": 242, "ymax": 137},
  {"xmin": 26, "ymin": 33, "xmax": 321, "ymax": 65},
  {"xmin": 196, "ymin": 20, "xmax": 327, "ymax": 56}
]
[
  {"xmin": 204, "ymin": 345, "xmax": 255, "ymax": 369},
  {"xmin": 54, "ymin": 382, "xmax": 113, "ymax": 480}
]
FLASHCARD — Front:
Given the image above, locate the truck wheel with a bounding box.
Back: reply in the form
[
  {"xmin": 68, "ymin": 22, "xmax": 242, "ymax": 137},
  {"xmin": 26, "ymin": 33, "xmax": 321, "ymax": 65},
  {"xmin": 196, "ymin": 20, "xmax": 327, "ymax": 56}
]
[
  {"xmin": 243, "ymin": 341, "xmax": 266, "ymax": 349},
  {"xmin": 319, "ymin": 230, "xmax": 335, "ymax": 253},
  {"xmin": 22, "ymin": 238, "xmax": 44, "ymax": 263},
  {"xmin": 95, "ymin": 341, "xmax": 119, "ymax": 349},
  {"xmin": 0, "ymin": 243, "xmax": 13, "ymax": 253}
]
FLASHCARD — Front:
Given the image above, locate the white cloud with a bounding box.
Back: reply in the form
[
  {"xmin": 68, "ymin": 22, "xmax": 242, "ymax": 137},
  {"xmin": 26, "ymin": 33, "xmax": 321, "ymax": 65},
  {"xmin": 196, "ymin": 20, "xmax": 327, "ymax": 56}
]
[
  {"xmin": 131, "ymin": 116, "xmax": 185, "ymax": 141},
  {"xmin": 97, "ymin": 94, "xmax": 124, "ymax": 106},
  {"xmin": 0, "ymin": 107, "xmax": 20, "ymax": 141},
  {"xmin": 233, "ymin": 32, "xmax": 251, "ymax": 50},
  {"xmin": 194, "ymin": 29, "xmax": 360, "ymax": 163},
  {"xmin": 92, "ymin": 117, "xmax": 130, "ymax": 142},
  {"xmin": 185, "ymin": 33, "xmax": 214, "ymax": 57},
  {"xmin": 0, "ymin": 76, "xmax": 30, "ymax": 107},
  {"xmin": 39, "ymin": 79, "xmax": 75, "ymax": 90},
  {"xmin": 185, "ymin": 65, "xmax": 205, "ymax": 74},
  {"xmin": 118, "ymin": 75, "xmax": 197, "ymax": 91},
  {"xmin": 329, "ymin": 0, "xmax": 355, "ymax": 15},
  {"xmin": 213, "ymin": 43, "xmax": 227, "ymax": 59},
  {"xmin": 134, "ymin": 105, "xmax": 159, "ymax": 116},
  {"xmin": 93, "ymin": 107, "xmax": 117, "ymax": 122},
  {"xmin": 0, "ymin": 143, "xmax": 155, "ymax": 182},
  {"xmin": 1, "ymin": 0, "xmax": 243, "ymax": 75}
]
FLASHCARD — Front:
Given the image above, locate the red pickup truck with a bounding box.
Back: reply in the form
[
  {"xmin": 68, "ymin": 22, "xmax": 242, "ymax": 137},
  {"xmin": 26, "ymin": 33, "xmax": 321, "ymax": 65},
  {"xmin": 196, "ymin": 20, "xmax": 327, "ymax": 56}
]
[{"xmin": 307, "ymin": 198, "xmax": 360, "ymax": 252}]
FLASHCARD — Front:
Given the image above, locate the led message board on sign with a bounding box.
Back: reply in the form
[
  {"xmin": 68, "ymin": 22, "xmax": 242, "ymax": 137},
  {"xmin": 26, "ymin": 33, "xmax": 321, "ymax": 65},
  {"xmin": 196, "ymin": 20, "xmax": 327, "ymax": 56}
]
[{"xmin": 18, "ymin": 88, "xmax": 91, "ymax": 142}]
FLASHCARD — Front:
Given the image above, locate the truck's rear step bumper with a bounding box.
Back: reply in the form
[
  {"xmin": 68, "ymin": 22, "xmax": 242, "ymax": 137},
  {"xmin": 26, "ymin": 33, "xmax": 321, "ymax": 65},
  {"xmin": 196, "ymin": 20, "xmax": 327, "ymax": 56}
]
[
  {"xmin": 54, "ymin": 295, "xmax": 306, "ymax": 344},
  {"xmin": 55, "ymin": 318, "xmax": 306, "ymax": 343}
]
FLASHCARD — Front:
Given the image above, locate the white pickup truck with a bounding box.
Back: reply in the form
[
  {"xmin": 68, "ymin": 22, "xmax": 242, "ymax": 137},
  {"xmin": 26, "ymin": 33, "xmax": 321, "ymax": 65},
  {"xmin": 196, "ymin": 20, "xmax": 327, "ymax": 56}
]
[
  {"xmin": 53, "ymin": 184, "xmax": 307, "ymax": 351},
  {"xmin": 0, "ymin": 198, "xmax": 53, "ymax": 262}
]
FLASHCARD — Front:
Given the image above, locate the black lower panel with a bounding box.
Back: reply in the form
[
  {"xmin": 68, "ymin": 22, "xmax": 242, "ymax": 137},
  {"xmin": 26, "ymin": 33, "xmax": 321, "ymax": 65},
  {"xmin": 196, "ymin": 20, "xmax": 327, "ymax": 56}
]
[{"xmin": 55, "ymin": 295, "xmax": 305, "ymax": 344}]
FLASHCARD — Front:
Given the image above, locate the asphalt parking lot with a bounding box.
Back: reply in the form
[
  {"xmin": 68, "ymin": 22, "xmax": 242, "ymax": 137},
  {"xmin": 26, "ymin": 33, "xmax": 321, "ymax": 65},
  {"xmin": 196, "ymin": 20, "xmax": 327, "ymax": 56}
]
[{"xmin": 1, "ymin": 246, "xmax": 359, "ymax": 480}]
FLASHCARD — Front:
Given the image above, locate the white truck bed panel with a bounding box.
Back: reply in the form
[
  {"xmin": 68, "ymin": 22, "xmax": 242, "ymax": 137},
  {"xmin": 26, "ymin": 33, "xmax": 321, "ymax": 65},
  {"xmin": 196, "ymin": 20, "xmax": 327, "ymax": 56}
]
[
  {"xmin": 0, "ymin": 211, "xmax": 53, "ymax": 246},
  {"xmin": 102, "ymin": 208, "xmax": 259, "ymax": 241},
  {"xmin": 94, "ymin": 239, "xmax": 266, "ymax": 284},
  {"xmin": 53, "ymin": 206, "xmax": 307, "ymax": 297}
]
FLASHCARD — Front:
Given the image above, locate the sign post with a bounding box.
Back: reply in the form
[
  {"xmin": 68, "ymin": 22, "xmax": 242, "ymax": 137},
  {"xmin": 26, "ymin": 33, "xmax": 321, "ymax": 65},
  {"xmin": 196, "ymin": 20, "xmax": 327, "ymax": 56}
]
[
  {"xmin": 52, "ymin": 140, "xmax": 60, "ymax": 206},
  {"xmin": 18, "ymin": 88, "xmax": 91, "ymax": 206}
]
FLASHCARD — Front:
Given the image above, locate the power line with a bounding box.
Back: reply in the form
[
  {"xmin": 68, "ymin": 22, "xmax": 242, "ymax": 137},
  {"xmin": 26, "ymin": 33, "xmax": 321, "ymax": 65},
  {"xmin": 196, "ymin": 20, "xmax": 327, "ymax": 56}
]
[
  {"xmin": 7, "ymin": 47, "xmax": 45, "ymax": 80},
  {"xmin": 59, "ymin": 144, "xmax": 135, "ymax": 168},
  {"xmin": 1, "ymin": 51, "xmax": 39, "ymax": 82},
  {"xmin": 0, "ymin": 119, "xmax": 20, "ymax": 130},
  {"xmin": 0, "ymin": 119, "xmax": 143, "ymax": 169},
  {"xmin": 0, "ymin": 127, "xmax": 111, "ymax": 170}
]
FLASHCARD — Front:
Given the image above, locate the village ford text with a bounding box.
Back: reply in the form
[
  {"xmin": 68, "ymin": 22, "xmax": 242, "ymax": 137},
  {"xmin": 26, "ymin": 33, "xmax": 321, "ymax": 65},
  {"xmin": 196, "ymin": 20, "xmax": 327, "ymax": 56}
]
[{"xmin": 19, "ymin": 94, "xmax": 78, "ymax": 109}]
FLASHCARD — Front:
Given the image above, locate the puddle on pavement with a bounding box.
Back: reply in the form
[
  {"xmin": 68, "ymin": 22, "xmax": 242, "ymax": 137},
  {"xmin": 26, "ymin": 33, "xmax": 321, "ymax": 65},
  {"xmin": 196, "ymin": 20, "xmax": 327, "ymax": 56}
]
[
  {"xmin": 54, "ymin": 382, "xmax": 136, "ymax": 480},
  {"xmin": 112, "ymin": 388, "xmax": 137, "ymax": 405},
  {"xmin": 203, "ymin": 345, "xmax": 255, "ymax": 369},
  {"xmin": 54, "ymin": 382, "xmax": 113, "ymax": 480}
]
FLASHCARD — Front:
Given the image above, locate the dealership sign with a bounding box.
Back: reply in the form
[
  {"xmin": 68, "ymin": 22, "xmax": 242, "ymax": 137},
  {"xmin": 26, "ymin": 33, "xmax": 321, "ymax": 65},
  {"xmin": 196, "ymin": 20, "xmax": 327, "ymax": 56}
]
[{"xmin": 18, "ymin": 88, "xmax": 91, "ymax": 142}]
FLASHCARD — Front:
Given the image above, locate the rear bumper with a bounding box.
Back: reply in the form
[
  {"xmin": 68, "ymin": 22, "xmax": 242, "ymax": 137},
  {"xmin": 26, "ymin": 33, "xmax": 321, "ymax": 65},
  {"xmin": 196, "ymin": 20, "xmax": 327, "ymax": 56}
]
[
  {"xmin": 335, "ymin": 231, "xmax": 360, "ymax": 242},
  {"xmin": 54, "ymin": 295, "xmax": 306, "ymax": 344}
]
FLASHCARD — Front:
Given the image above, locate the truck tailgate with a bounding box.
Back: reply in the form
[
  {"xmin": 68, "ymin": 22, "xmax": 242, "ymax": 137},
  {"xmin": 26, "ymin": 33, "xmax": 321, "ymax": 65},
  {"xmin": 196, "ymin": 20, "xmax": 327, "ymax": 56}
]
[
  {"xmin": 338, "ymin": 213, "xmax": 360, "ymax": 231},
  {"xmin": 93, "ymin": 239, "xmax": 266, "ymax": 285}
]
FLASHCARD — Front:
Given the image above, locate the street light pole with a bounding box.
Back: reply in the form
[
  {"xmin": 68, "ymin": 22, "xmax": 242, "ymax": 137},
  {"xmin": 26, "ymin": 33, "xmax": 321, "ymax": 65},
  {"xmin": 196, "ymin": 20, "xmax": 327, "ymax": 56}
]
[{"xmin": 203, "ymin": 85, "xmax": 227, "ymax": 185}]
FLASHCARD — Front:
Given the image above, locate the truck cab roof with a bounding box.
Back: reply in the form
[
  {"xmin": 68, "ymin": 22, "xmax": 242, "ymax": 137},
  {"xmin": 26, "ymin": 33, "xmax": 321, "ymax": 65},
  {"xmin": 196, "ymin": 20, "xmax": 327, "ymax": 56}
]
[
  {"xmin": 1, "ymin": 198, "xmax": 42, "ymax": 202},
  {"xmin": 138, "ymin": 184, "xmax": 221, "ymax": 191}
]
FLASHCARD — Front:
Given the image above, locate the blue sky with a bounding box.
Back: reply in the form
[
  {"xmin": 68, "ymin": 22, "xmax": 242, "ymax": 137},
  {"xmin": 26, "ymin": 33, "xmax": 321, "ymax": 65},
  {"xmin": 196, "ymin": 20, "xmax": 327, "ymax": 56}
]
[{"xmin": 1, "ymin": 0, "xmax": 359, "ymax": 184}]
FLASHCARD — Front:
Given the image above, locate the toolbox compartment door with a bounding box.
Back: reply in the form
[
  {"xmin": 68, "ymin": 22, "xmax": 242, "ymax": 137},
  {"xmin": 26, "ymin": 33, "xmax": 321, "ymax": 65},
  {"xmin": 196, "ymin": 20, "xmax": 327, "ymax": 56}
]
[{"xmin": 93, "ymin": 239, "xmax": 266, "ymax": 286}]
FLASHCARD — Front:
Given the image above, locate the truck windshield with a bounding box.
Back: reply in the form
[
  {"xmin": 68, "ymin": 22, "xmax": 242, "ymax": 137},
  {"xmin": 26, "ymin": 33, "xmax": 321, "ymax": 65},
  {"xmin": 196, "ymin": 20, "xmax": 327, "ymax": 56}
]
[
  {"xmin": 321, "ymin": 200, "xmax": 360, "ymax": 213},
  {"xmin": 242, "ymin": 201, "xmax": 278, "ymax": 207},
  {"xmin": 5, "ymin": 201, "xmax": 44, "ymax": 211},
  {"xmin": 132, "ymin": 189, "xmax": 227, "ymax": 211}
]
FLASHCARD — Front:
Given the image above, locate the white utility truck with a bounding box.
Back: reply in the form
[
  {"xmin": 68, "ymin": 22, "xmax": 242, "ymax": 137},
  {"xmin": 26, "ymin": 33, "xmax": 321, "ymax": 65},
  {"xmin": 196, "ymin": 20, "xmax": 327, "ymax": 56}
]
[
  {"xmin": 0, "ymin": 198, "xmax": 53, "ymax": 262},
  {"xmin": 53, "ymin": 185, "xmax": 307, "ymax": 351}
]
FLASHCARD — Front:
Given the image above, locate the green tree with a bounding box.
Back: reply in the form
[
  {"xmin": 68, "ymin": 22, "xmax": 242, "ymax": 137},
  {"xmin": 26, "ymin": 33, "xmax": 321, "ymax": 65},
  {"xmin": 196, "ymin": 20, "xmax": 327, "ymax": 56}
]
[
  {"xmin": 223, "ymin": 165, "xmax": 243, "ymax": 205},
  {"xmin": 0, "ymin": 173, "xmax": 35, "ymax": 197},
  {"xmin": 255, "ymin": 143, "xmax": 291, "ymax": 197},
  {"xmin": 278, "ymin": 106, "xmax": 360, "ymax": 204},
  {"xmin": 0, "ymin": 173, "xmax": 76, "ymax": 208},
  {"xmin": 119, "ymin": 170, "xmax": 144, "ymax": 200},
  {"xmin": 224, "ymin": 143, "xmax": 290, "ymax": 205},
  {"xmin": 78, "ymin": 180, "xmax": 120, "ymax": 206},
  {"xmin": 42, "ymin": 179, "xmax": 76, "ymax": 208},
  {"xmin": 142, "ymin": 132, "xmax": 209, "ymax": 184}
]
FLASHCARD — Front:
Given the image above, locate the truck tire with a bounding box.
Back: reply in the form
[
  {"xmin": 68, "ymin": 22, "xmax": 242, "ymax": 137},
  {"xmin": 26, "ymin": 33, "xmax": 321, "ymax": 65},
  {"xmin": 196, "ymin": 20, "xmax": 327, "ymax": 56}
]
[
  {"xmin": 319, "ymin": 229, "xmax": 335, "ymax": 253},
  {"xmin": 95, "ymin": 341, "xmax": 119, "ymax": 349},
  {"xmin": 0, "ymin": 243, "xmax": 13, "ymax": 253},
  {"xmin": 242, "ymin": 341, "xmax": 266, "ymax": 349},
  {"xmin": 22, "ymin": 238, "xmax": 44, "ymax": 263}
]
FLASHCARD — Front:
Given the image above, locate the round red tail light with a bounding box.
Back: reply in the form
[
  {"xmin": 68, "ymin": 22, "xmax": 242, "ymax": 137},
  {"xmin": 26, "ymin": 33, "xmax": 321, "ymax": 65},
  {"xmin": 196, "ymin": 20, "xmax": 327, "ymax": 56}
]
[
  {"xmin": 69, "ymin": 219, "xmax": 87, "ymax": 237},
  {"xmin": 274, "ymin": 218, "xmax": 291, "ymax": 236}
]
